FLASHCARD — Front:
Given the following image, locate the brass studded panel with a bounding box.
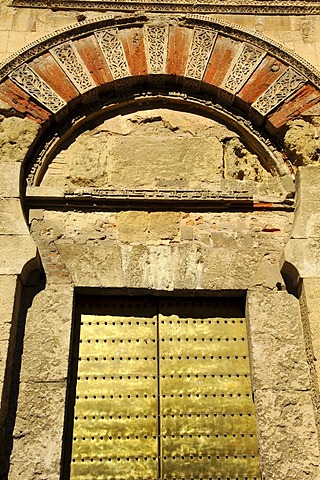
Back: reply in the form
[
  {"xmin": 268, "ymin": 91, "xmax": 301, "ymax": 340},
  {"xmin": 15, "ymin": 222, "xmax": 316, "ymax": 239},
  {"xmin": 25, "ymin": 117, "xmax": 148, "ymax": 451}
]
[
  {"xmin": 71, "ymin": 298, "xmax": 159, "ymax": 480},
  {"xmin": 70, "ymin": 297, "xmax": 260, "ymax": 480},
  {"xmin": 158, "ymin": 298, "xmax": 260, "ymax": 480}
]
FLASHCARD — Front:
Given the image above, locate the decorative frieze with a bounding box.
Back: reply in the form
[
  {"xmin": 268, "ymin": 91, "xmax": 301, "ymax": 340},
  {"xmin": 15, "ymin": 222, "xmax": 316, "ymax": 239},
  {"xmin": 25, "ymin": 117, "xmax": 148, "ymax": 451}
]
[
  {"xmin": 221, "ymin": 42, "xmax": 265, "ymax": 94},
  {"xmin": 11, "ymin": 0, "xmax": 320, "ymax": 15},
  {"xmin": 145, "ymin": 26, "xmax": 168, "ymax": 75},
  {"xmin": 252, "ymin": 67, "xmax": 307, "ymax": 116},
  {"xmin": 95, "ymin": 29, "xmax": 130, "ymax": 80},
  {"xmin": 9, "ymin": 64, "xmax": 66, "ymax": 113},
  {"xmin": 50, "ymin": 41, "xmax": 96, "ymax": 93},
  {"xmin": 185, "ymin": 28, "xmax": 217, "ymax": 80}
]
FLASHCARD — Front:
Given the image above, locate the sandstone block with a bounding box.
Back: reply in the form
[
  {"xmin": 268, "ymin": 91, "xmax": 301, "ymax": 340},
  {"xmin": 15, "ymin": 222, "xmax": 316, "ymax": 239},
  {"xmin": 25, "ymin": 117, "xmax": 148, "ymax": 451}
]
[
  {"xmin": 180, "ymin": 226, "xmax": 193, "ymax": 241},
  {"xmin": 301, "ymin": 278, "xmax": 320, "ymax": 384},
  {"xmin": 0, "ymin": 115, "xmax": 39, "ymax": 163},
  {"xmin": 172, "ymin": 243, "xmax": 198, "ymax": 290},
  {"xmin": 117, "ymin": 211, "xmax": 149, "ymax": 244},
  {"xmin": 0, "ymin": 274, "xmax": 18, "ymax": 341},
  {"xmin": 0, "ymin": 162, "xmax": 20, "ymax": 197},
  {"xmin": 201, "ymin": 245, "xmax": 263, "ymax": 290},
  {"xmin": 109, "ymin": 135, "xmax": 223, "ymax": 190},
  {"xmin": 121, "ymin": 244, "xmax": 150, "ymax": 289},
  {"xmin": 148, "ymin": 212, "xmax": 180, "ymax": 241},
  {"xmin": 284, "ymin": 238, "xmax": 320, "ymax": 278},
  {"xmin": 254, "ymin": 389, "xmax": 319, "ymax": 480},
  {"xmin": 9, "ymin": 381, "xmax": 66, "ymax": 480},
  {"xmin": 19, "ymin": 285, "xmax": 73, "ymax": 382},
  {"xmin": 247, "ymin": 290, "xmax": 311, "ymax": 391},
  {"xmin": 57, "ymin": 243, "xmax": 123, "ymax": 287},
  {"xmin": 284, "ymin": 120, "xmax": 320, "ymax": 166},
  {"xmin": 200, "ymin": 246, "xmax": 234, "ymax": 290},
  {"xmin": 0, "ymin": 198, "xmax": 29, "ymax": 234},
  {"xmin": 250, "ymin": 252, "xmax": 284, "ymax": 289},
  {"xmin": 121, "ymin": 244, "xmax": 175, "ymax": 290},
  {"xmin": 0, "ymin": 235, "xmax": 37, "ymax": 275}
]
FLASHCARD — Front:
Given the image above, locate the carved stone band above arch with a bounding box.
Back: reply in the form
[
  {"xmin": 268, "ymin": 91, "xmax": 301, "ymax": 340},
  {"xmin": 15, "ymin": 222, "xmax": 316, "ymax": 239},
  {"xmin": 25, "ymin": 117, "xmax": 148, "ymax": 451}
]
[
  {"xmin": 11, "ymin": 0, "xmax": 320, "ymax": 16},
  {"xmin": 1, "ymin": 14, "xmax": 320, "ymax": 140}
]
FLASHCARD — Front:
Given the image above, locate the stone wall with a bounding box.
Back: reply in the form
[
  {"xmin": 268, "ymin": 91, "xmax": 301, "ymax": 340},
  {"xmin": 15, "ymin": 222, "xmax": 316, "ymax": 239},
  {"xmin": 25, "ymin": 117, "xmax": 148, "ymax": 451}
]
[
  {"xmin": 1, "ymin": 5, "xmax": 320, "ymax": 480},
  {"xmin": 6, "ymin": 200, "xmax": 319, "ymax": 479}
]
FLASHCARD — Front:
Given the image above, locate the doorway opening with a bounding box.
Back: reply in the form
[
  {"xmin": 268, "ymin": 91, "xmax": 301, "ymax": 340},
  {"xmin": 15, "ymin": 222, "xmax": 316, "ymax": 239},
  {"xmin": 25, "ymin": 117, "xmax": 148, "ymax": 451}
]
[{"xmin": 64, "ymin": 296, "xmax": 260, "ymax": 480}]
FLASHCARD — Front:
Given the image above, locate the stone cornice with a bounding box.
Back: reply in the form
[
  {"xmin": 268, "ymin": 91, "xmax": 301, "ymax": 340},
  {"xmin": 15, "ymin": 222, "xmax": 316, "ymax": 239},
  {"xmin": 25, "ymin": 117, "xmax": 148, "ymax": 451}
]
[{"xmin": 11, "ymin": 0, "xmax": 320, "ymax": 15}]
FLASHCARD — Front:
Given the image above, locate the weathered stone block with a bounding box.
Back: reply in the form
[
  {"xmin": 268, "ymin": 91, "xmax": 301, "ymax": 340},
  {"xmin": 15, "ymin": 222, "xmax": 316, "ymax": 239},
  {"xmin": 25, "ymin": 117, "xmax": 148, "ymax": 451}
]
[
  {"xmin": 284, "ymin": 120, "xmax": 320, "ymax": 166},
  {"xmin": 109, "ymin": 135, "xmax": 223, "ymax": 189},
  {"xmin": 247, "ymin": 290, "xmax": 311, "ymax": 391},
  {"xmin": 148, "ymin": 212, "xmax": 180, "ymax": 241},
  {"xmin": 296, "ymin": 166, "xmax": 320, "ymax": 202},
  {"xmin": 250, "ymin": 252, "xmax": 284, "ymax": 289},
  {"xmin": 254, "ymin": 389, "xmax": 319, "ymax": 480},
  {"xmin": 0, "ymin": 198, "xmax": 29, "ymax": 234},
  {"xmin": 301, "ymin": 278, "xmax": 320, "ymax": 384},
  {"xmin": 284, "ymin": 238, "xmax": 320, "ymax": 278},
  {"xmin": 117, "ymin": 211, "xmax": 149, "ymax": 244},
  {"xmin": 0, "ymin": 235, "xmax": 37, "ymax": 275},
  {"xmin": 19, "ymin": 284, "xmax": 73, "ymax": 382},
  {"xmin": 9, "ymin": 381, "xmax": 66, "ymax": 480},
  {"xmin": 121, "ymin": 244, "xmax": 175, "ymax": 290},
  {"xmin": 172, "ymin": 243, "xmax": 198, "ymax": 290},
  {"xmin": 0, "ymin": 162, "xmax": 20, "ymax": 197},
  {"xmin": 0, "ymin": 274, "xmax": 17, "ymax": 341},
  {"xmin": 121, "ymin": 244, "xmax": 150, "ymax": 289},
  {"xmin": 201, "ymin": 245, "xmax": 263, "ymax": 290},
  {"xmin": 200, "ymin": 246, "xmax": 234, "ymax": 290},
  {"xmin": 57, "ymin": 243, "xmax": 123, "ymax": 287},
  {"xmin": 0, "ymin": 115, "xmax": 39, "ymax": 163}
]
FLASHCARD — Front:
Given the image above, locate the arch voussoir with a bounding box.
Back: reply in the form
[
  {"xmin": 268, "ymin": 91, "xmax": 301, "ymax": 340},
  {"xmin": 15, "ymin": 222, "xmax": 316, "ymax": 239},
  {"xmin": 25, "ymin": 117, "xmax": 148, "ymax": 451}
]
[{"xmin": 0, "ymin": 14, "xmax": 320, "ymax": 138}]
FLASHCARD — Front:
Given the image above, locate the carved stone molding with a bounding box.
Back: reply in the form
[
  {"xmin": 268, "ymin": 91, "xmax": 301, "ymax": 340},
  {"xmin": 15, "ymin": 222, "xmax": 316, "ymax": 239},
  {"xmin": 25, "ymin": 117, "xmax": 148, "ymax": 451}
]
[
  {"xmin": 9, "ymin": 64, "xmax": 66, "ymax": 113},
  {"xmin": 11, "ymin": 0, "xmax": 320, "ymax": 15},
  {"xmin": 50, "ymin": 41, "xmax": 96, "ymax": 93},
  {"xmin": 95, "ymin": 29, "xmax": 130, "ymax": 80}
]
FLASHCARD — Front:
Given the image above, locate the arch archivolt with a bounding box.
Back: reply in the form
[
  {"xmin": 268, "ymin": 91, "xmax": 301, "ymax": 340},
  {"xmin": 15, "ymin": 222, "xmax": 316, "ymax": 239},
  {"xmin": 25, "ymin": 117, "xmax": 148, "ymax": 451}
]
[{"xmin": 0, "ymin": 13, "xmax": 320, "ymax": 138}]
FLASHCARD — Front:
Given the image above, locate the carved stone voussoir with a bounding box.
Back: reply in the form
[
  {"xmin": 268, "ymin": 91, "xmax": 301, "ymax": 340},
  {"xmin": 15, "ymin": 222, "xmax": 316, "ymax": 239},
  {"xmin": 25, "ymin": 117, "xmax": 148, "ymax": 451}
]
[
  {"xmin": 252, "ymin": 68, "xmax": 307, "ymax": 116},
  {"xmin": 185, "ymin": 28, "xmax": 217, "ymax": 80},
  {"xmin": 1, "ymin": 15, "xmax": 320, "ymax": 93},
  {"xmin": 95, "ymin": 29, "xmax": 130, "ymax": 80},
  {"xmin": 50, "ymin": 41, "xmax": 96, "ymax": 93},
  {"xmin": 221, "ymin": 42, "xmax": 265, "ymax": 95},
  {"xmin": 145, "ymin": 25, "xmax": 168, "ymax": 75},
  {"xmin": 9, "ymin": 64, "xmax": 66, "ymax": 113}
]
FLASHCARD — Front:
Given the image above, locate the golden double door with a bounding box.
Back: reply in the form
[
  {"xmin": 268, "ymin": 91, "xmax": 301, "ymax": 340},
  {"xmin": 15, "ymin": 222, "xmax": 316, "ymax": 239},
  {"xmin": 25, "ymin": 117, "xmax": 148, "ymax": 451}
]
[{"xmin": 70, "ymin": 297, "xmax": 260, "ymax": 480}]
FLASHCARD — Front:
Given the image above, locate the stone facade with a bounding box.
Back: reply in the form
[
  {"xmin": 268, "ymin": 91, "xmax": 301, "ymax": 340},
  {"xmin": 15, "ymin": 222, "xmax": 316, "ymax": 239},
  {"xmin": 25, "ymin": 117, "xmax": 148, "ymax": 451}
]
[{"xmin": 1, "ymin": 4, "xmax": 320, "ymax": 480}]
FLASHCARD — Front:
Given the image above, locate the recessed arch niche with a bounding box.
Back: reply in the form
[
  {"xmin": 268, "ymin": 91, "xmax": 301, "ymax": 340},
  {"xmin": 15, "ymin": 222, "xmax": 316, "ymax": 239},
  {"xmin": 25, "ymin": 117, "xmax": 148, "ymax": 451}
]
[{"xmin": 24, "ymin": 96, "xmax": 293, "ymax": 208}]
